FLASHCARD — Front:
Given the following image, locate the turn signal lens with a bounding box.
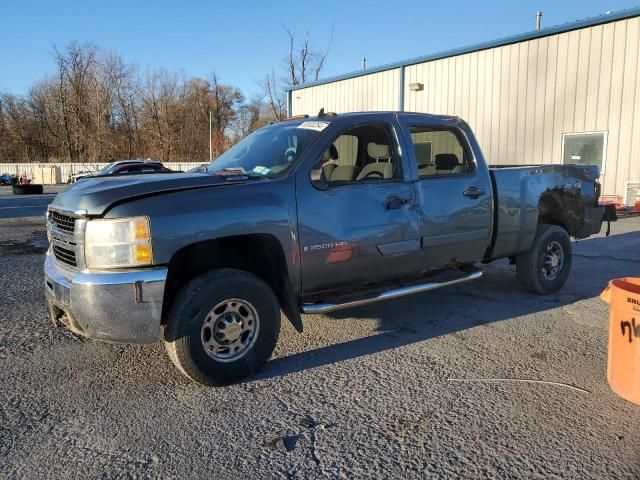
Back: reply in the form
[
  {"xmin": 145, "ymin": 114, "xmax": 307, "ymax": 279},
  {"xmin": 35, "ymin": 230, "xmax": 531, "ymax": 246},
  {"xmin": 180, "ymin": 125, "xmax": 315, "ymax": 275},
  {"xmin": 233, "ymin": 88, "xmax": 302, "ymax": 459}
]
[
  {"xmin": 134, "ymin": 219, "xmax": 150, "ymax": 240},
  {"xmin": 134, "ymin": 243, "xmax": 152, "ymax": 263}
]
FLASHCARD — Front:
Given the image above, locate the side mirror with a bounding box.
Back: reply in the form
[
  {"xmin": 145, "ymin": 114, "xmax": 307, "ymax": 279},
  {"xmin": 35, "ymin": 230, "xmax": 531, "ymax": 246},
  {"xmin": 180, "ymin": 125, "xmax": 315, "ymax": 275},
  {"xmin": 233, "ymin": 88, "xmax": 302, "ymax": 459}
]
[{"xmin": 310, "ymin": 168, "xmax": 329, "ymax": 190}]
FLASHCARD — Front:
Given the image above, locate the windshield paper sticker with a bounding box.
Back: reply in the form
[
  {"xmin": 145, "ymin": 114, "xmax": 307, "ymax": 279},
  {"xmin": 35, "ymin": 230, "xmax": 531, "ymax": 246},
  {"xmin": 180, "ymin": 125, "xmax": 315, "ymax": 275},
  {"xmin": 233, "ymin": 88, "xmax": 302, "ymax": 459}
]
[
  {"xmin": 252, "ymin": 166, "xmax": 270, "ymax": 175},
  {"xmin": 297, "ymin": 121, "xmax": 330, "ymax": 132}
]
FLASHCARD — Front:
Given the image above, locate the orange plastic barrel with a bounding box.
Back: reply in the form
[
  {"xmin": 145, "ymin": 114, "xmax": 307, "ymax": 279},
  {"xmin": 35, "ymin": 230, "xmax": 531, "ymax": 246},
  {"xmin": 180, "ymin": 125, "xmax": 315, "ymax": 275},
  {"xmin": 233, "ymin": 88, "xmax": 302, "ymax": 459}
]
[{"xmin": 600, "ymin": 278, "xmax": 640, "ymax": 404}]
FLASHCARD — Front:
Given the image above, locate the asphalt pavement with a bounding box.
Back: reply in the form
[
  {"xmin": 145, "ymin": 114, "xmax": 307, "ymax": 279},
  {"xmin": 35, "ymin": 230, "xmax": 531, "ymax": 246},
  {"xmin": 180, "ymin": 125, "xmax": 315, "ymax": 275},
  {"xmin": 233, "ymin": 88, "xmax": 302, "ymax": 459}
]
[
  {"xmin": 1, "ymin": 215, "xmax": 639, "ymax": 478},
  {"xmin": 0, "ymin": 185, "xmax": 67, "ymax": 219}
]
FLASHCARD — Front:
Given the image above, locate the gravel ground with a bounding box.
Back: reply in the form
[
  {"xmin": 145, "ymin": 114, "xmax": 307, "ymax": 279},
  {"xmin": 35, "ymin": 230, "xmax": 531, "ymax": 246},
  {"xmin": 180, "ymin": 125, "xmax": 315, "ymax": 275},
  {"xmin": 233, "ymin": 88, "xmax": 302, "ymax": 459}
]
[{"xmin": 1, "ymin": 216, "xmax": 639, "ymax": 478}]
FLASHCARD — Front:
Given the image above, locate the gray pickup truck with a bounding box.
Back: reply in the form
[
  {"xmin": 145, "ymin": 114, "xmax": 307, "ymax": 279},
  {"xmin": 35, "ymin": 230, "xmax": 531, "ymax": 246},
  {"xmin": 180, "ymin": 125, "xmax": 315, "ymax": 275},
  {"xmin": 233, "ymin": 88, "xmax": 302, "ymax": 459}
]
[{"xmin": 45, "ymin": 112, "xmax": 611, "ymax": 385}]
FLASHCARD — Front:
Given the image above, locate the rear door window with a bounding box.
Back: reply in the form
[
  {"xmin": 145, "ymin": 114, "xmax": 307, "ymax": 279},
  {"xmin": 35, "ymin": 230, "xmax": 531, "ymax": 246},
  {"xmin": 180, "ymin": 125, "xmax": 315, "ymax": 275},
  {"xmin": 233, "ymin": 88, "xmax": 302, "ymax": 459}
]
[{"xmin": 409, "ymin": 127, "xmax": 473, "ymax": 177}]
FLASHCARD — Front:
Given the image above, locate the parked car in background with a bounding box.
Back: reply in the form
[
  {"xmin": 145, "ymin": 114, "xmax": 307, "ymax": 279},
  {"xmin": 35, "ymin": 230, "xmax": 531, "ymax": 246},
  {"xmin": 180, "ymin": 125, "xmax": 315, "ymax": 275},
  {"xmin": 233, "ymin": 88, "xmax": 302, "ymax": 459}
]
[
  {"xmin": 69, "ymin": 160, "xmax": 171, "ymax": 183},
  {"xmin": 0, "ymin": 173, "xmax": 17, "ymax": 185}
]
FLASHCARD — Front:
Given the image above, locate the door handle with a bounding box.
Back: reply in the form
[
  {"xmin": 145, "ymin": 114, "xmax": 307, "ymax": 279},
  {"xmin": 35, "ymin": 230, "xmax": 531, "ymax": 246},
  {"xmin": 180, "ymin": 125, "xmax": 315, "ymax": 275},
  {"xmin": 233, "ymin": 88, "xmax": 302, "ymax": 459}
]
[
  {"xmin": 463, "ymin": 187, "xmax": 486, "ymax": 199},
  {"xmin": 385, "ymin": 196, "xmax": 409, "ymax": 209}
]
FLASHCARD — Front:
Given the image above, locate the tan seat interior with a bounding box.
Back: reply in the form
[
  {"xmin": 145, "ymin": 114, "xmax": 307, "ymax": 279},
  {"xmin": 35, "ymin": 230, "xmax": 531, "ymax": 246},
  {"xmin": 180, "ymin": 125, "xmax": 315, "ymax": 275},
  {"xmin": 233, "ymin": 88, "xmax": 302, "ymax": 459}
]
[{"xmin": 356, "ymin": 143, "xmax": 394, "ymax": 180}]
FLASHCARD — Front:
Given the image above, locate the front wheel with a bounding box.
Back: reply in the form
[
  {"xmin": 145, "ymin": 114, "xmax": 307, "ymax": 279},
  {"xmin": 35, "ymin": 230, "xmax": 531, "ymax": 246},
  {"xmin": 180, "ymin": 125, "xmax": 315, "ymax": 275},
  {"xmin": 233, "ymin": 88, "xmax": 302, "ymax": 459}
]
[
  {"xmin": 164, "ymin": 268, "xmax": 280, "ymax": 386},
  {"xmin": 516, "ymin": 224, "xmax": 572, "ymax": 294}
]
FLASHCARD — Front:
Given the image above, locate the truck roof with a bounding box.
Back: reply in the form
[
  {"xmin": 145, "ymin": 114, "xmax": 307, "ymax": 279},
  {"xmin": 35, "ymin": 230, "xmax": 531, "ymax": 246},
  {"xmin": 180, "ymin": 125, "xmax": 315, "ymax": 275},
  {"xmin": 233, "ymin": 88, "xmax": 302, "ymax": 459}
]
[{"xmin": 284, "ymin": 111, "xmax": 461, "ymax": 124}]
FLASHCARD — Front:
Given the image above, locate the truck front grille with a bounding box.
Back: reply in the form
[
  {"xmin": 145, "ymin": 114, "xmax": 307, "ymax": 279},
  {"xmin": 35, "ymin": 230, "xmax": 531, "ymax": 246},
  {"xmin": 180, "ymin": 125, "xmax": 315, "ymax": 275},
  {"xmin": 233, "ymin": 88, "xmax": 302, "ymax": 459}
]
[
  {"xmin": 52, "ymin": 245, "xmax": 77, "ymax": 267},
  {"xmin": 48, "ymin": 208, "xmax": 83, "ymax": 271},
  {"xmin": 50, "ymin": 211, "xmax": 75, "ymax": 233}
]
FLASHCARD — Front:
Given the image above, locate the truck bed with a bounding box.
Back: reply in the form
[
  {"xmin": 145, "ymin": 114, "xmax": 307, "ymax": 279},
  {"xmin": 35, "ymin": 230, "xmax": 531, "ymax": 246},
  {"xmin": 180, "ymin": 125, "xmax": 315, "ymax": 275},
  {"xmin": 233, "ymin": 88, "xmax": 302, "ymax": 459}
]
[{"xmin": 488, "ymin": 164, "xmax": 602, "ymax": 261}]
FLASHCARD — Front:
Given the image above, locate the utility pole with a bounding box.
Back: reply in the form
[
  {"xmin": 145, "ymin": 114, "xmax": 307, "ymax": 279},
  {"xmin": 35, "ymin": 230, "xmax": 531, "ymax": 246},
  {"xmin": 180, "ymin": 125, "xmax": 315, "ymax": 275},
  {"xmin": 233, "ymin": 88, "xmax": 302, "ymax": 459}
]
[{"xmin": 209, "ymin": 110, "xmax": 213, "ymax": 163}]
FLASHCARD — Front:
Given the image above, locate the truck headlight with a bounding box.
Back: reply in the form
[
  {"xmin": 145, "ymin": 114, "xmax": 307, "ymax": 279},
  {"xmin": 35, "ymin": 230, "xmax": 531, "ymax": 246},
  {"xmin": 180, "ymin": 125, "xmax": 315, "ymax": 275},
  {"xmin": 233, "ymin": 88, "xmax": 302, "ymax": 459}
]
[{"xmin": 84, "ymin": 217, "xmax": 153, "ymax": 268}]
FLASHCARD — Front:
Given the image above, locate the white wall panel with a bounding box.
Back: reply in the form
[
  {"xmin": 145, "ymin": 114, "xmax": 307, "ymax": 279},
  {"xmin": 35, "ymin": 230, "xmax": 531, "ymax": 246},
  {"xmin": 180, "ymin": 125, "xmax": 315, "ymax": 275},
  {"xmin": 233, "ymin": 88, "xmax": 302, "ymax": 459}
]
[
  {"xmin": 291, "ymin": 69, "xmax": 400, "ymax": 116},
  {"xmin": 291, "ymin": 16, "xmax": 640, "ymax": 196}
]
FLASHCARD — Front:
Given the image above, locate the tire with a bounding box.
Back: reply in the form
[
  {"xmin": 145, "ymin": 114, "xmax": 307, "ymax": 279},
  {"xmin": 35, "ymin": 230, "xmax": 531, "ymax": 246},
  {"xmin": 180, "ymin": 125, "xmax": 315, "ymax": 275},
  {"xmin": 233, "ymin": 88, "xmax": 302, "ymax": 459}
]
[
  {"xmin": 12, "ymin": 184, "xmax": 43, "ymax": 195},
  {"xmin": 163, "ymin": 268, "xmax": 281, "ymax": 386},
  {"xmin": 516, "ymin": 224, "xmax": 572, "ymax": 294}
]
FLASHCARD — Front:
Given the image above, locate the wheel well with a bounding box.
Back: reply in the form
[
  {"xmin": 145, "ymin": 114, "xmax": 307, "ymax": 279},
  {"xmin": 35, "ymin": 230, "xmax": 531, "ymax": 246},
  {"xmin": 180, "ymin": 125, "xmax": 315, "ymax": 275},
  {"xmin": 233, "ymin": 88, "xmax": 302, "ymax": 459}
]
[
  {"xmin": 537, "ymin": 193, "xmax": 569, "ymax": 232},
  {"xmin": 161, "ymin": 234, "xmax": 291, "ymax": 325}
]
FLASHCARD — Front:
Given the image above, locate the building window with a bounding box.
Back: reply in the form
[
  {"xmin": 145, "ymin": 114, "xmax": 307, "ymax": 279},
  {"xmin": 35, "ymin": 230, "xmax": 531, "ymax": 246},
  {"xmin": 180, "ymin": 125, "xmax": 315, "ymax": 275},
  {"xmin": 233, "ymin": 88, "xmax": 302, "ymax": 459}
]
[{"xmin": 562, "ymin": 132, "xmax": 607, "ymax": 173}]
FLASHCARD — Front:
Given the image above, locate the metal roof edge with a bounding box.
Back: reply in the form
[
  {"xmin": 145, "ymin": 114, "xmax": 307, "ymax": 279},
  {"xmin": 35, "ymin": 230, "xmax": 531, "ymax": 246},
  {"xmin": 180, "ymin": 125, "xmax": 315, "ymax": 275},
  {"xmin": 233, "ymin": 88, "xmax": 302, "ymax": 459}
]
[{"xmin": 288, "ymin": 6, "xmax": 640, "ymax": 92}]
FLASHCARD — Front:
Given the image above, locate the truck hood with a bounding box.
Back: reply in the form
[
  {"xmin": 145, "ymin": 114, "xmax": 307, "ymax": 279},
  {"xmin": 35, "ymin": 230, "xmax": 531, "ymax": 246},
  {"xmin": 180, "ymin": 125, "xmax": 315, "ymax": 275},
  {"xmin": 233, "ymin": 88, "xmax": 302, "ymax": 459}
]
[{"xmin": 49, "ymin": 173, "xmax": 249, "ymax": 215}]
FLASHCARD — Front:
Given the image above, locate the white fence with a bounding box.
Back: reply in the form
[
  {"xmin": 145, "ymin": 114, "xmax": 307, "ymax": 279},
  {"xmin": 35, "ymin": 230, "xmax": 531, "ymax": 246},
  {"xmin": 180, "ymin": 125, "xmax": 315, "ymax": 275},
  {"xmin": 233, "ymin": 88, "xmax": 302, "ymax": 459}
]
[{"xmin": 1, "ymin": 162, "xmax": 203, "ymax": 184}]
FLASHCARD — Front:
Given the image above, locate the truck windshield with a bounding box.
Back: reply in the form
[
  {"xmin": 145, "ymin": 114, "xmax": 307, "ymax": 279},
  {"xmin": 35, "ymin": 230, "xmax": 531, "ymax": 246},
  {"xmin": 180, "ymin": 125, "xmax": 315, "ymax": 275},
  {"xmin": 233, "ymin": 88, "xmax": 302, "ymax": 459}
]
[{"xmin": 204, "ymin": 122, "xmax": 322, "ymax": 178}]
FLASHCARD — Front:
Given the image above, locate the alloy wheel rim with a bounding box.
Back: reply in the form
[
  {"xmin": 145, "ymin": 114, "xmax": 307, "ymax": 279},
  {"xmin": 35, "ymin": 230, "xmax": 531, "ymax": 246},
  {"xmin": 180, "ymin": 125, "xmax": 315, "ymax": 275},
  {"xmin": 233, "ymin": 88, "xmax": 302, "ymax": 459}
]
[
  {"xmin": 542, "ymin": 240, "xmax": 564, "ymax": 280},
  {"xmin": 201, "ymin": 298, "xmax": 260, "ymax": 362}
]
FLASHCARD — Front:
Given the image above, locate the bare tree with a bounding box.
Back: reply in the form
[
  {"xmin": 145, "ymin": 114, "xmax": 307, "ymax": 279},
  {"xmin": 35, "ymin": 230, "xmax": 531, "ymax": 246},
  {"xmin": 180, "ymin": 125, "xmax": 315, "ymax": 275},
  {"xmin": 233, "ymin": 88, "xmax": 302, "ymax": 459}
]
[
  {"xmin": 103, "ymin": 52, "xmax": 139, "ymax": 158},
  {"xmin": 283, "ymin": 27, "xmax": 333, "ymax": 86},
  {"xmin": 261, "ymin": 27, "xmax": 333, "ymax": 121},
  {"xmin": 52, "ymin": 42, "xmax": 100, "ymax": 161},
  {"xmin": 139, "ymin": 68, "xmax": 180, "ymax": 160},
  {"xmin": 231, "ymin": 97, "xmax": 267, "ymax": 140},
  {"xmin": 209, "ymin": 73, "xmax": 244, "ymax": 156},
  {"xmin": 2, "ymin": 94, "xmax": 33, "ymax": 161},
  {"xmin": 28, "ymin": 81, "xmax": 58, "ymax": 161},
  {"xmin": 0, "ymin": 41, "xmax": 283, "ymax": 164},
  {"xmin": 261, "ymin": 70, "xmax": 287, "ymax": 122}
]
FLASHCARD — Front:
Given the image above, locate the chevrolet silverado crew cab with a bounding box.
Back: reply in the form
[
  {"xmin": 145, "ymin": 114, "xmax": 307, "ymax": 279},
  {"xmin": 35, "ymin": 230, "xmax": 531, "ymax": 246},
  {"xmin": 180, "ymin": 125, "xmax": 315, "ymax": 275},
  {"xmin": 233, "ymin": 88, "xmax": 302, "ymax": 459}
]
[{"xmin": 45, "ymin": 111, "xmax": 612, "ymax": 386}]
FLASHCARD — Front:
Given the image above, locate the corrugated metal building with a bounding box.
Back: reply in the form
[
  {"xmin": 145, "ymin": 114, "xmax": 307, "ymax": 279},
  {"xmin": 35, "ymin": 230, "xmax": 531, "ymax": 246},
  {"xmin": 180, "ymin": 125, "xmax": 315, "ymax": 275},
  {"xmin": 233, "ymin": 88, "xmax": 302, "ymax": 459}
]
[{"xmin": 287, "ymin": 8, "xmax": 640, "ymax": 201}]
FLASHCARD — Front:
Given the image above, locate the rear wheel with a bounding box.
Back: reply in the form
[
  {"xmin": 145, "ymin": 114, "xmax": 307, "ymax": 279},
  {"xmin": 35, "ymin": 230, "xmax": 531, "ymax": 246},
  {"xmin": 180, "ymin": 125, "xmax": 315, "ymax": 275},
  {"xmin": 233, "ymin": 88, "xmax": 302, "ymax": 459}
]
[
  {"xmin": 164, "ymin": 268, "xmax": 280, "ymax": 386},
  {"xmin": 516, "ymin": 224, "xmax": 572, "ymax": 294}
]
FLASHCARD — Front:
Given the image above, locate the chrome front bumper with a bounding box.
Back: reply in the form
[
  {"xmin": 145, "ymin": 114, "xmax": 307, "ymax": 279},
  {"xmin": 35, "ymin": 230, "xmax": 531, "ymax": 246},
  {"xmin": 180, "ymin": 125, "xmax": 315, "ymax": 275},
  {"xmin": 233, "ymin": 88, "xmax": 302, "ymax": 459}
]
[{"xmin": 44, "ymin": 251, "xmax": 167, "ymax": 343}]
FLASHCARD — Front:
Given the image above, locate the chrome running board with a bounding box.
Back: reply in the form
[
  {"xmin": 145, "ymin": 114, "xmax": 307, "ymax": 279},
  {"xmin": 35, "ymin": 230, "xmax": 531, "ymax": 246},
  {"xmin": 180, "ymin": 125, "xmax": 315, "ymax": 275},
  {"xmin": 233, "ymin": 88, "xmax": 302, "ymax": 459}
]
[{"xmin": 301, "ymin": 269, "xmax": 482, "ymax": 314}]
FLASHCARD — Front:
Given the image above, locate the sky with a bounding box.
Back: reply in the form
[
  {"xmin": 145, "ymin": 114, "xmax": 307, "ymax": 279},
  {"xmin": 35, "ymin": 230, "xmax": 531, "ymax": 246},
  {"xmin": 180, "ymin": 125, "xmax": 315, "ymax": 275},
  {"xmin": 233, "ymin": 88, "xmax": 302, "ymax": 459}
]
[{"xmin": 1, "ymin": 0, "xmax": 639, "ymax": 99}]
